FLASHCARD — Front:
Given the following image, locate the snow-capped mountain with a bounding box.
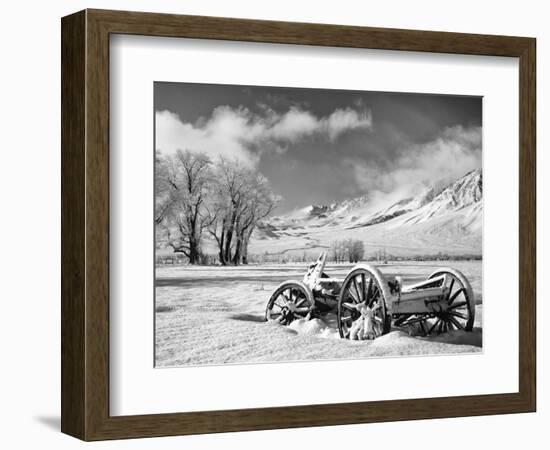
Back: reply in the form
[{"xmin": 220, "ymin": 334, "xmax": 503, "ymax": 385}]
[
  {"xmin": 360, "ymin": 169, "xmax": 482, "ymax": 228},
  {"xmin": 253, "ymin": 170, "xmax": 482, "ymax": 257},
  {"xmin": 269, "ymin": 194, "xmax": 373, "ymax": 226}
]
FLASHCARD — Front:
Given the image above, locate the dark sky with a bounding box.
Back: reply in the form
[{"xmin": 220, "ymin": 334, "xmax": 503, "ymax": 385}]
[{"xmin": 155, "ymin": 82, "xmax": 482, "ymax": 213}]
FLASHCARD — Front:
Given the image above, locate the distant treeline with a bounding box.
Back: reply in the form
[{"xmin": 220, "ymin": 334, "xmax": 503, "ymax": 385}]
[
  {"xmin": 156, "ymin": 249, "xmax": 482, "ymax": 266},
  {"xmin": 388, "ymin": 252, "xmax": 482, "ymax": 262}
]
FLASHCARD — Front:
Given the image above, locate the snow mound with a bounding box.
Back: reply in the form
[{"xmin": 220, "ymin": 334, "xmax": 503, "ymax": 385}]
[{"xmin": 288, "ymin": 318, "xmax": 340, "ymax": 339}]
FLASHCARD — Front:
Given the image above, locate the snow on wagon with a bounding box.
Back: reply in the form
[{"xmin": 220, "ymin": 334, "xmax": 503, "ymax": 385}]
[{"xmin": 265, "ymin": 252, "xmax": 475, "ymax": 340}]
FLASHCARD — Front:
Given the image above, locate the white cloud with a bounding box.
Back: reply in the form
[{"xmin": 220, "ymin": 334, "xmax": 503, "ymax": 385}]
[
  {"xmin": 347, "ymin": 125, "xmax": 482, "ymax": 208},
  {"xmin": 155, "ymin": 108, "xmax": 260, "ymax": 166},
  {"xmin": 324, "ymin": 108, "xmax": 372, "ymax": 140},
  {"xmin": 155, "ymin": 105, "xmax": 372, "ymax": 166},
  {"xmin": 269, "ymin": 108, "xmax": 319, "ymax": 141}
]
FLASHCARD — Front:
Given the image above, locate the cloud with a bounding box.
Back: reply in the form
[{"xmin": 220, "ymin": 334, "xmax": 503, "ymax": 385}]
[
  {"xmin": 155, "ymin": 105, "xmax": 372, "ymax": 166},
  {"xmin": 346, "ymin": 125, "xmax": 482, "ymax": 207},
  {"xmin": 324, "ymin": 108, "xmax": 372, "ymax": 140}
]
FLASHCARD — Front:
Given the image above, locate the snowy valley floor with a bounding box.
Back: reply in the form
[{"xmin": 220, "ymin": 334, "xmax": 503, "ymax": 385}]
[{"xmin": 155, "ymin": 261, "xmax": 482, "ymax": 367}]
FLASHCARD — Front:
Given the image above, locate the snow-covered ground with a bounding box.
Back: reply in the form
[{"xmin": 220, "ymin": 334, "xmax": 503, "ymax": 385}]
[{"xmin": 155, "ymin": 261, "xmax": 482, "ymax": 367}]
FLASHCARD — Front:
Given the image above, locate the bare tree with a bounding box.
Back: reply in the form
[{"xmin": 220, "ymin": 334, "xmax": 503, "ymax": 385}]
[
  {"xmin": 331, "ymin": 239, "xmax": 365, "ymax": 263},
  {"xmin": 206, "ymin": 158, "xmax": 278, "ymax": 265},
  {"xmin": 330, "ymin": 240, "xmax": 346, "ymax": 263},
  {"xmin": 159, "ymin": 150, "xmax": 212, "ymax": 264},
  {"xmin": 155, "ymin": 150, "xmax": 173, "ymax": 224},
  {"xmin": 237, "ymin": 173, "xmax": 278, "ymax": 264},
  {"xmin": 344, "ymin": 239, "xmax": 365, "ymax": 263},
  {"xmin": 204, "ymin": 157, "xmax": 244, "ymax": 265}
]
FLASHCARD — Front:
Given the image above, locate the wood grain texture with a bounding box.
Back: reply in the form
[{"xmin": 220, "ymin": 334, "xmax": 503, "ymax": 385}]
[
  {"xmin": 518, "ymin": 38, "xmax": 536, "ymax": 410},
  {"xmin": 61, "ymin": 10, "xmax": 86, "ymax": 439},
  {"xmin": 61, "ymin": 8, "xmax": 537, "ymax": 441}
]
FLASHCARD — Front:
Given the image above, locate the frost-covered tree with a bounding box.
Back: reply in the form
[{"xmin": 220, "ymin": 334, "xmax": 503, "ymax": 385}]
[
  {"xmin": 331, "ymin": 239, "xmax": 365, "ymax": 263},
  {"xmin": 345, "ymin": 239, "xmax": 365, "ymax": 263},
  {"xmin": 330, "ymin": 240, "xmax": 346, "ymax": 263},
  {"xmin": 206, "ymin": 157, "xmax": 278, "ymax": 265},
  {"xmin": 157, "ymin": 150, "xmax": 212, "ymax": 264}
]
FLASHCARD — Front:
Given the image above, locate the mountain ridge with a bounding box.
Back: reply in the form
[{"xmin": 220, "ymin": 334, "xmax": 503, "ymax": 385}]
[{"xmin": 252, "ymin": 169, "xmax": 482, "ymax": 257}]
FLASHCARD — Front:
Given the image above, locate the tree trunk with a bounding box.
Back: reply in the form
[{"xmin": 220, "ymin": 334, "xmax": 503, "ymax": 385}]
[
  {"xmin": 223, "ymin": 220, "xmax": 234, "ymax": 264},
  {"xmin": 186, "ymin": 212, "xmax": 200, "ymax": 264},
  {"xmin": 218, "ymin": 231, "xmax": 226, "ymax": 265},
  {"xmin": 187, "ymin": 225, "xmax": 200, "ymax": 264},
  {"xmin": 241, "ymin": 226, "xmax": 255, "ymax": 265},
  {"xmin": 241, "ymin": 243, "xmax": 248, "ymax": 265},
  {"xmin": 232, "ymin": 234, "xmax": 242, "ymax": 265}
]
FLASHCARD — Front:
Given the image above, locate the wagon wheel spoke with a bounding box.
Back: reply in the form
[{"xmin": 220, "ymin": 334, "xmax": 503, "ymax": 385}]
[
  {"xmin": 447, "ymin": 315, "xmax": 464, "ymax": 330},
  {"xmin": 266, "ymin": 306, "xmax": 285, "ymax": 322},
  {"xmin": 449, "ymin": 311, "xmax": 468, "ymax": 320},
  {"xmin": 344, "ymin": 281, "xmax": 359, "ymax": 303},
  {"xmin": 367, "ymin": 285, "xmax": 380, "ymax": 308},
  {"xmin": 361, "ymin": 273, "xmax": 367, "ymax": 302},
  {"xmin": 449, "ymin": 288, "xmax": 466, "ymax": 304},
  {"xmin": 283, "ymin": 287, "xmax": 310, "ymax": 318},
  {"xmin": 342, "ymin": 302, "xmax": 356, "ymax": 311},
  {"xmin": 291, "ymin": 292, "xmax": 311, "ymax": 318},
  {"xmin": 268, "ymin": 297, "xmax": 286, "ymax": 315},
  {"xmin": 427, "ymin": 318, "xmax": 441, "ymax": 335},
  {"xmin": 366, "ymin": 278, "xmax": 373, "ymax": 304},
  {"xmin": 340, "ymin": 301, "xmax": 359, "ymax": 328},
  {"xmin": 446, "ymin": 277, "xmax": 455, "ymax": 301},
  {"xmin": 276, "ymin": 293, "xmax": 289, "ymax": 306},
  {"xmin": 348, "ymin": 291, "xmax": 359, "ymax": 304},
  {"xmin": 449, "ymin": 301, "xmax": 468, "ymax": 310},
  {"xmin": 352, "ymin": 276, "xmax": 361, "ymax": 302}
]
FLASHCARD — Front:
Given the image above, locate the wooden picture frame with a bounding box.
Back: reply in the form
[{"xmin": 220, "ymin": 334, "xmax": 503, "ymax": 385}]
[{"xmin": 61, "ymin": 9, "xmax": 536, "ymax": 441}]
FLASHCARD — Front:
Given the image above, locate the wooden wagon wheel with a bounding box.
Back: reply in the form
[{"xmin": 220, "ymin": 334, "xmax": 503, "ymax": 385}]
[
  {"xmin": 337, "ymin": 265, "xmax": 391, "ymax": 339},
  {"xmin": 265, "ymin": 281, "xmax": 314, "ymax": 325},
  {"xmin": 422, "ymin": 268, "xmax": 476, "ymax": 335}
]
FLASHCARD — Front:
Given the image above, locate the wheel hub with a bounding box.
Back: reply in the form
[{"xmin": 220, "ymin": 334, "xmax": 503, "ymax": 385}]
[
  {"xmin": 280, "ymin": 308, "xmax": 293, "ymax": 324},
  {"xmin": 286, "ymin": 302, "xmax": 299, "ymax": 313}
]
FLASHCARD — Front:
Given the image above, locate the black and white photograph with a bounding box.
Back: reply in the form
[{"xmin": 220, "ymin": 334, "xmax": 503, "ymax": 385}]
[{"xmin": 154, "ymin": 82, "xmax": 483, "ymax": 367}]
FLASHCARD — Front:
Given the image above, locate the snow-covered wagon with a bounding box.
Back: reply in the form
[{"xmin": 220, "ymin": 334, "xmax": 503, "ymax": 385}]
[{"xmin": 265, "ymin": 252, "xmax": 475, "ymax": 340}]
